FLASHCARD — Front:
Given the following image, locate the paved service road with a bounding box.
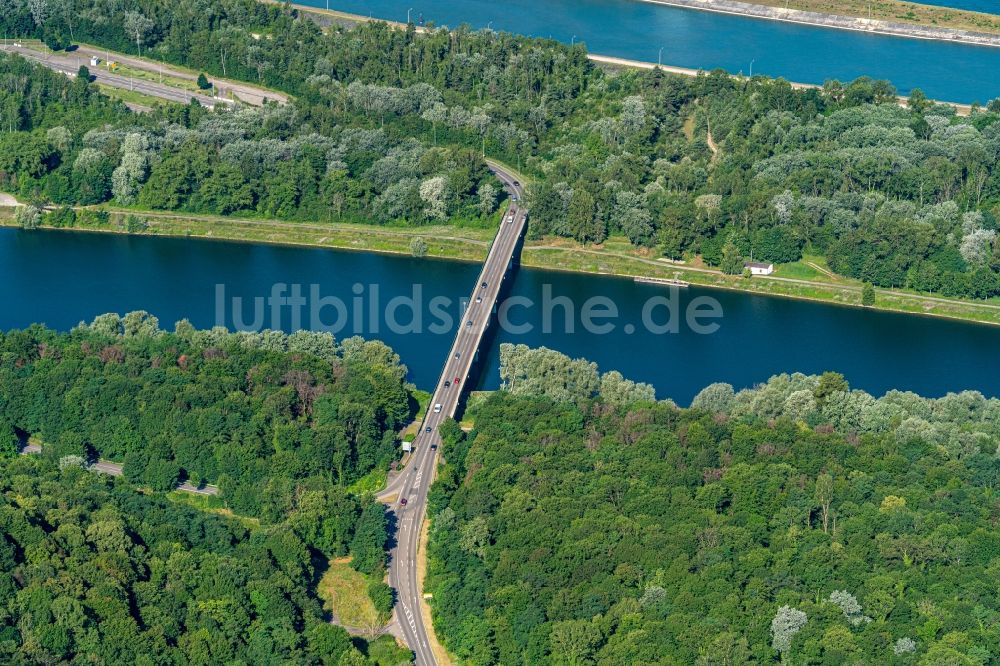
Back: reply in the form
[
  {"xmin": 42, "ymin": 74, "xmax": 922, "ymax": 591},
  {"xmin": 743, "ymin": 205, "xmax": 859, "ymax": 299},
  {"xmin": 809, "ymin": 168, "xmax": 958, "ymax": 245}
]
[
  {"xmin": 381, "ymin": 163, "xmax": 526, "ymax": 665},
  {"xmin": 19, "ymin": 446, "xmax": 220, "ymax": 496},
  {"xmin": 0, "ymin": 43, "xmax": 224, "ymax": 108}
]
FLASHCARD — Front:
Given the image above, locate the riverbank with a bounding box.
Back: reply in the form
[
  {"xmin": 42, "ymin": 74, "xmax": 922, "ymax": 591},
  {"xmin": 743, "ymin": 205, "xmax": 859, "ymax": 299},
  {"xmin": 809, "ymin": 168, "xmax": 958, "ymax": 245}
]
[
  {"xmin": 638, "ymin": 0, "xmax": 1000, "ymax": 48},
  {"xmin": 290, "ymin": 3, "xmax": 973, "ymax": 115},
  {"xmin": 4, "ymin": 206, "xmax": 1000, "ymax": 327}
]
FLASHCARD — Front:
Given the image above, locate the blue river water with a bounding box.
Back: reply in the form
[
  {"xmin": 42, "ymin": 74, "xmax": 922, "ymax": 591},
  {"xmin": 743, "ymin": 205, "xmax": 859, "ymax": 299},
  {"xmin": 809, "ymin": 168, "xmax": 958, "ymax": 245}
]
[
  {"xmin": 2, "ymin": 229, "xmax": 998, "ymax": 404},
  {"xmin": 321, "ymin": 0, "xmax": 1000, "ymax": 102},
  {"xmin": 919, "ymin": 0, "xmax": 997, "ymax": 12}
]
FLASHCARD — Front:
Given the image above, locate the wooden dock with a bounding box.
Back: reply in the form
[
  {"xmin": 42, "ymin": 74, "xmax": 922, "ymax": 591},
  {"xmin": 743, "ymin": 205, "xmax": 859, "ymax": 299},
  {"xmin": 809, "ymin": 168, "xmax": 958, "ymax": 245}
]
[{"xmin": 635, "ymin": 276, "xmax": 690, "ymax": 287}]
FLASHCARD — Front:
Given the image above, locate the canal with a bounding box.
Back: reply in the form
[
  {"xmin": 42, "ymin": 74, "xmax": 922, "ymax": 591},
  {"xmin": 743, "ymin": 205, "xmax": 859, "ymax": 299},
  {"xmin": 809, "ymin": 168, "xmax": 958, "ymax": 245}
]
[
  {"xmin": 3, "ymin": 228, "xmax": 997, "ymax": 404},
  {"xmin": 319, "ymin": 0, "xmax": 1000, "ymax": 103}
]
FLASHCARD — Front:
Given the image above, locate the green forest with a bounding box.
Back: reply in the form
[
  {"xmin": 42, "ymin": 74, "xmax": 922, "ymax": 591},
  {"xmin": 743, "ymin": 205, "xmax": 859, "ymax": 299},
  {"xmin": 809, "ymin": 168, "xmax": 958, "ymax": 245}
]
[
  {"xmin": 3, "ymin": 0, "xmax": 1000, "ymax": 298},
  {"xmin": 426, "ymin": 347, "xmax": 1000, "ymax": 664},
  {"xmin": 0, "ymin": 314, "xmax": 416, "ymax": 615},
  {"xmin": 0, "ymin": 313, "xmax": 411, "ymax": 510},
  {"xmin": 0, "ymin": 454, "xmax": 413, "ymax": 664}
]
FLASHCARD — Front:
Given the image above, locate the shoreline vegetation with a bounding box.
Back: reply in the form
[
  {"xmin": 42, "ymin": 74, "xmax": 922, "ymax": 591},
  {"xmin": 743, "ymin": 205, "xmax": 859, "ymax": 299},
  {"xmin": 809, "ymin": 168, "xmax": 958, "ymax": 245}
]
[
  {"xmin": 5, "ymin": 205, "xmax": 1000, "ymax": 327},
  {"xmin": 285, "ymin": 3, "xmax": 975, "ymax": 114},
  {"xmin": 3, "ymin": 5, "xmax": 999, "ymax": 327}
]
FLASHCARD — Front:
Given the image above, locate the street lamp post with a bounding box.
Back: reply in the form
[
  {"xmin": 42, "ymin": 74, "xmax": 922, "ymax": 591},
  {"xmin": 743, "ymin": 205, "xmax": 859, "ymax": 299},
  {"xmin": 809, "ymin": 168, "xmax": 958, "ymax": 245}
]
[
  {"xmin": 407, "ymin": 7, "xmax": 413, "ymax": 23},
  {"xmin": 571, "ymin": 35, "xmax": 576, "ymax": 45},
  {"xmin": 658, "ymin": 46, "xmax": 663, "ymax": 66},
  {"xmin": 749, "ymin": 58, "xmax": 754, "ymax": 78}
]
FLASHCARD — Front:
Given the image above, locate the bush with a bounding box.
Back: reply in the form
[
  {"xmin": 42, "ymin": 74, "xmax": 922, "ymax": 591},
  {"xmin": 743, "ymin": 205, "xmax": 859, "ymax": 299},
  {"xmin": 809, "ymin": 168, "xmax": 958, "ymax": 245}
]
[
  {"xmin": 410, "ymin": 236, "xmax": 428, "ymax": 257},
  {"xmin": 46, "ymin": 206, "xmax": 76, "ymax": 228},
  {"xmin": 125, "ymin": 214, "xmax": 148, "ymax": 233},
  {"xmin": 15, "ymin": 205, "xmax": 41, "ymax": 229},
  {"xmin": 862, "ymin": 282, "xmax": 876, "ymax": 306},
  {"xmin": 367, "ymin": 580, "xmax": 394, "ymax": 617}
]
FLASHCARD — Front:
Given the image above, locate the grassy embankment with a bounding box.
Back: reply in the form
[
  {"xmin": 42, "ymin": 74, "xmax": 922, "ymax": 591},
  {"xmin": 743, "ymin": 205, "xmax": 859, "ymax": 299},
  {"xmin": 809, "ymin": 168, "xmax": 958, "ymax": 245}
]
[
  {"xmin": 733, "ymin": 0, "xmax": 1000, "ymax": 35},
  {"xmin": 4, "ymin": 206, "xmax": 1000, "ymax": 325}
]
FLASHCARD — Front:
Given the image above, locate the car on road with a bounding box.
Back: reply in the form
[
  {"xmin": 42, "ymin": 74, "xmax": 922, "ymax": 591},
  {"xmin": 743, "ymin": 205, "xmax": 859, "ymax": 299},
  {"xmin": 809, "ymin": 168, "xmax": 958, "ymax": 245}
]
[
  {"xmin": 431, "ymin": 444, "xmax": 437, "ymax": 451},
  {"xmin": 455, "ymin": 376, "xmax": 460, "ymax": 384},
  {"xmin": 399, "ymin": 497, "xmax": 407, "ymax": 506},
  {"xmin": 466, "ymin": 320, "xmax": 473, "ymax": 328},
  {"xmin": 454, "ymin": 352, "xmax": 460, "ymax": 359},
  {"xmin": 481, "ymin": 281, "xmax": 488, "ymax": 289},
  {"xmin": 444, "ymin": 380, "xmax": 451, "ymax": 387},
  {"xmin": 476, "ymin": 296, "xmax": 482, "ymax": 303},
  {"xmin": 425, "ymin": 425, "xmax": 432, "ymax": 433},
  {"xmin": 433, "ymin": 403, "xmax": 442, "ymax": 413}
]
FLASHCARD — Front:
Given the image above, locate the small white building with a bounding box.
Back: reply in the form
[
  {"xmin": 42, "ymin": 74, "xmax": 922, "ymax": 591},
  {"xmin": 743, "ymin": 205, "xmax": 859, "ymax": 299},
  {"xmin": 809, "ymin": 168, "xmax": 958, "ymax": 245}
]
[
  {"xmin": 745, "ymin": 261, "xmax": 774, "ymax": 276},
  {"xmin": 90, "ymin": 56, "xmax": 100, "ymax": 67},
  {"xmin": 401, "ymin": 440, "xmax": 413, "ymax": 453}
]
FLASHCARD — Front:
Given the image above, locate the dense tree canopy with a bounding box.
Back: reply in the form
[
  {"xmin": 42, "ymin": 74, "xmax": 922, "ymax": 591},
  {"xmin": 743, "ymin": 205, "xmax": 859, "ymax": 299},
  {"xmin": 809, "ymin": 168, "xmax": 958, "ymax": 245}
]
[
  {"xmin": 0, "ymin": 314, "xmax": 411, "ymax": 524},
  {"xmin": 0, "ymin": 454, "xmax": 408, "ymax": 664},
  {"xmin": 427, "ymin": 366, "xmax": 1000, "ymax": 664},
  {"xmin": 4, "ymin": 1, "xmax": 1000, "ymax": 298}
]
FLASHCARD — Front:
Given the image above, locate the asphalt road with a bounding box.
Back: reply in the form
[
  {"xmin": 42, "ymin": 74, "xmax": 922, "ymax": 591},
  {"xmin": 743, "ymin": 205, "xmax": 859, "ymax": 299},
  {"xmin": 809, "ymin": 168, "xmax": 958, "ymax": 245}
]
[
  {"xmin": 19, "ymin": 446, "xmax": 220, "ymax": 496},
  {"xmin": 65, "ymin": 43, "xmax": 290, "ymax": 106},
  {"xmin": 0, "ymin": 43, "xmax": 224, "ymax": 108},
  {"xmin": 380, "ymin": 163, "xmax": 526, "ymax": 665}
]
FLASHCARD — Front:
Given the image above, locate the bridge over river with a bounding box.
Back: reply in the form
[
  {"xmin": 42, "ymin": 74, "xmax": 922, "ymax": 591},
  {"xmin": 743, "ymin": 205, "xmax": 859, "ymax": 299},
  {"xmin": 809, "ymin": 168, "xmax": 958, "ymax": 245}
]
[{"xmin": 378, "ymin": 163, "xmax": 527, "ymax": 665}]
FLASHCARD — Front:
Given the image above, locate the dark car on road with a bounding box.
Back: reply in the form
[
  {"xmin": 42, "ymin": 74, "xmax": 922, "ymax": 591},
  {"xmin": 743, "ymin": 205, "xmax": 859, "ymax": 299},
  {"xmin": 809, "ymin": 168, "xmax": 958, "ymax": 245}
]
[{"xmin": 399, "ymin": 497, "xmax": 408, "ymax": 506}]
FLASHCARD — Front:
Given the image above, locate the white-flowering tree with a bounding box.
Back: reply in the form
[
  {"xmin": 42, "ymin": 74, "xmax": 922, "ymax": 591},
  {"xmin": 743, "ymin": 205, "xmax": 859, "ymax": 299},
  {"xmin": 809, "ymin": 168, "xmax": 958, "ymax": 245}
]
[
  {"xmin": 694, "ymin": 193, "xmax": 722, "ymax": 227},
  {"xmin": 409, "ymin": 236, "xmax": 428, "ymax": 258},
  {"xmin": 960, "ymin": 227, "xmax": 996, "ymax": 267},
  {"xmin": 122, "ymin": 310, "xmax": 161, "ymax": 338},
  {"xmin": 600, "ymin": 370, "xmax": 656, "ymax": 406},
  {"xmin": 46, "ymin": 126, "xmax": 71, "ymax": 153},
  {"xmin": 458, "ymin": 516, "xmax": 490, "ymax": 558},
  {"xmin": 499, "ymin": 343, "xmax": 600, "ymax": 403},
  {"xmin": 421, "ymin": 102, "xmax": 448, "ymax": 144},
  {"xmin": 287, "ymin": 330, "xmax": 338, "ymax": 361},
  {"xmin": 611, "ymin": 190, "xmax": 653, "ymax": 245},
  {"xmin": 419, "ymin": 176, "xmax": 448, "ymax": 220},
  {"xmin": 123, "ymin": 10, "xmax": 154, "ymax": 56},
  {"xmin": 619, "ymin": 95, "xmax": 647, "ymax": 137},
  {"xmin": 111, "ymin": 133, "xmax": 150, "ymax": 205},
  {"xmin": 477, "ymin": 183, "xmax": 497, "ymax": 216},
  {"xmin": 58, "ymin": 455, "xmax": 88, "ymax": 470},
  {"xmin": 893, "ymin": 637, "xmax": 916, "ymax": 656},
  {"xmin": 15, "ymin": 204, "xmax": 41, "ymax": 230},
  {"xmin": 771, "ymin": 606, "xmax": 807, "ymax": 656},
  {"xmin": 27, "ymin": 0, "xmax": 48, "ymax": 27},
  {"xmin": 783, "ymin": 389, "xmax": 817, "ymax": 421},
  {"xmin": 829, "ymin": 590, "xmax": 871, "ymax": 626},
  {"xmin": 772, "ymin": 190, "xmax": 796, "ymax": 224},
  {"xmin": 691, "ymin": 382, "xmax": 736, "ymax": 414}
]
